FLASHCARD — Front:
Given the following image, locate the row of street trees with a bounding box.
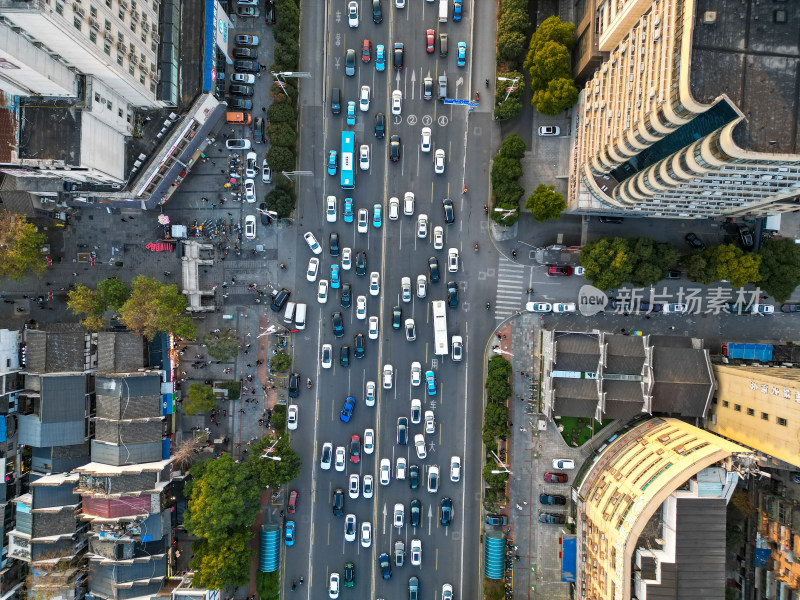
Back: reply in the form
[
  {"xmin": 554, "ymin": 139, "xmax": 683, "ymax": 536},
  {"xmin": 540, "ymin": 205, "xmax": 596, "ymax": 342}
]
[
  {"xmin": 490, "ymin": 135, "xmax": 526, "ymax": 227},
  {"xmin": 482, "ymin": 356, "xmax": 512, "ymax": 510},
  {"xmin": 523, "ymin": 16, "xmax": 579, "ymax": 116}
]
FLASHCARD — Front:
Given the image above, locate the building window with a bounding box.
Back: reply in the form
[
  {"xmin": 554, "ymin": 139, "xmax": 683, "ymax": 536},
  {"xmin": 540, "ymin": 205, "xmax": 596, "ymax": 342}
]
[
  {"xmin": 131, "ymin": 22, "xmax": 136, "ymax": 33},
  {"xmin": 129, "ymin": 43, "xmax": 135, "ymax": 53},
  {"xmin": 106, "ymin": 100, "xmax": 112, "ymax": 109},
  {"xmin": 734, "ymin": 404, "xmax": 741, "ymax": 412},
  {"xmin": 117, "ymin": 32, "xmax": 124, "ymax": 42},
  {"xmin": 74, "ymin": 16, "xmax": 82, "ymax": 29},
  {"xmin": 129, "ymin": 64, "xmax": 135, "ymax": 75},
  {"xmin": 90, "ymin": 30, "xmax": 97, "ymax": 43},
  {"xmin": 777, "ymin": 417, "xmax": 787, "ymax": 426},
  {"xmin": 140, "ymin": 73, "xmax": 146, "ymax": 84},
  {"xmin": 90, "ymin": 5, "xmax": 97, "ymax": 16},
  {"xmin": 117, "ymin": 54, "xmax": 124, "ymax": 65},
  {"xmin": 56, "ymin": 1, "xmax": 64, "ymax": 14},
  {"xmin": 118, "ymin": 108, "xmax": 123, "ymax": 117},
  {"xmin": 140, "ymin": 52, "xmax": 145, "ymax": 62},
  {"xmin": 105, "ymin": 18, "xmax": 111, "ymax": 31},
  {"xmin": 722, "ymin": 400, "xmax": 729, "ymax": 408},
  {"xmin": 119, "ymin": 9, "xmax": 124, "ymax": 18},
  {"xmin": 131, "ymin": 0, "xmax": 136, "ymax": 8},
  {"xmin": 150, "ymin": 82, "xmax": 156, "ymax": 92},
  {"xmin": 105, "ymin": 0, "xmax": 111, "ymax": 5},
  {"xmin": 762, "ymin": 412, "xmax": 769, "ymax": 420},
  {"xmin": 94, "ymin": 92, "xmax": 101, "ymax": 102},
  {"xmin": 141, "ymin": 31, "xmax": 147, "ymax": 42},
  {"xmin": 746, "ymin": 408, "xmax": 754, "ymax": 416},
  {"xmin": 104, "ymin": 41, "xmax": 111, "ymax": 55},
  {"xmin": 151, "ymin": 42, "xmax": 157, "ymax": 52}
]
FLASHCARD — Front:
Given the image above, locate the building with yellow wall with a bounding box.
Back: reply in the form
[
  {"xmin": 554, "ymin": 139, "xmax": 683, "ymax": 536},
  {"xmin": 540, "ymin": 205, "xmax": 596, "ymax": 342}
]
[
  {"xmin": 576, "ymin": 417, "xmax": 747, "ymax": 600},
  {"xmin": 708, "ymin": 364, "xmax": 800, "ymax": 469}
]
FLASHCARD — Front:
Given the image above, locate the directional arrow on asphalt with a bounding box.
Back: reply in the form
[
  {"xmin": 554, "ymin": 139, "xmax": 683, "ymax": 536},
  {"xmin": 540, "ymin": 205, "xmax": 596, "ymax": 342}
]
[
  {"xmin": 410, "ymin": 70, "xmax": 416, "ymax": 100},
  {"xmin": 428, "ymin": 504, "xmax": 433, "ymax": 536},
  {"xmin": 382, "ymin": 503, "xmax": 387, "ymax": 535}
]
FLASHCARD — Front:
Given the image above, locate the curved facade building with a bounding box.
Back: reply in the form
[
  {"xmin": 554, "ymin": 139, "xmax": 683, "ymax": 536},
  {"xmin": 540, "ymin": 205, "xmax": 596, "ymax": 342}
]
[{"xmin": 568, "ymin": 0, "xmax": 800, "ymax": 218}]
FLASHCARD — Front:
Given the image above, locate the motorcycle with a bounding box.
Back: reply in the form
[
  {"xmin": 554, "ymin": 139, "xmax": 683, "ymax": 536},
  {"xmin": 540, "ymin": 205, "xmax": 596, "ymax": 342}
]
[
  {"xmin": 486, "ymin": 302, "xmax": 491, "ymax": 310},
  {"xmin": 306, "ymin": 378, "xmax": 313, "ymax": 389},
  {"xmin": 485, "ymin": 78, "xmax": 490, "ymax": 88},
  {"xmin": 474, "ymin": 243, "xmax": 479, "ymax": 252},
  {"xmin": 484, "ymin": 205, "xmax": 489, "ymax": 214}
]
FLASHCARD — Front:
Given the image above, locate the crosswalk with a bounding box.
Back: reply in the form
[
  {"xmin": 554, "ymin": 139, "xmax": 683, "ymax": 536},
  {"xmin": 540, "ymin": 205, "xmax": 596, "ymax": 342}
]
[{"xmin": 495, "ymin": 257, "xmax": 526, "ymax": 319}]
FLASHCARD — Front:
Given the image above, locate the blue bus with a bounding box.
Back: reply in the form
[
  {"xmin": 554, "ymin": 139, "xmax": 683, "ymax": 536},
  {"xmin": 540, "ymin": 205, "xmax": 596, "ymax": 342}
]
[{"xmin": 341, "ymin": 131, "xmax": 355, "ymax": 189}]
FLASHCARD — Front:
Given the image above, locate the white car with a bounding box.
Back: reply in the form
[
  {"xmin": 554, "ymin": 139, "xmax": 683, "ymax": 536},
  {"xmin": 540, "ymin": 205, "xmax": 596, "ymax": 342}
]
[
  {"xmin": 403, "ymin": 192, "xmax": 415, "ymax": 215},
  {"xmin": 244, "ymin": 178, "xmax": 256, "ymax": 203},
  {"xmin": 347, "ymin": 0, "xmax": 358, "ymax": 26},
  {"xmin": 363, "ymin": 474, "xmax": 374, "ymax": 498},
  {"xmin": 287, "ymin": 405, "xmax": 298, "ymax": 430},
  {"xmin": 451, "ymin": 335, "xmax": 463, "ymax": 361},
  {"xmin": 395, "ymin": 0, "xmax": 404, "ymax": 6},
  {"xmin": 359, "ymin": 144, "xmax": 370, "ymax": 170},
  {"xmin": 383, "ymin": 364, "xmax": 393, "ymax": 389},
  {"xmin": 663, "ymin": 303, "xmax": 688, "ymax": 314},
  {"xmin": 401, "ymin": 276, "xmax": 412, "ymax": 303},
  {"xmin": 434, "ymin": 149, "xmax": 445, "ymax": 174},
  {"xmin": 416, "ymin": 274, "xmax": 427, "ymax": 298},
  {"xmin": 360, "ymin": 522, "xmax": 372, "ymax": 548},
  {"xmin": 574, "ymin": 266, "xmax": 585, "ymax": 276},
  {"xmin": 421, "ymin": 127, "xmax": 432, "ymax": 152},
  {"xmin": 411, "ymin": 398, "xmax": 422, "ymax": 423},
  {"xmin": 364, "ymin": 429, "xmax": 375, "ymax": 454},
  {"xmin": 368, "ymin": 316, "xmax": 379, "ymax": 339},
  {"xmin": 380, "ymin": 458, "xmax": 391, "ymax": 485},
  {"xmin": 538, "ymin": 125, "xmax": 560, "ymax": 136},
  {"xmin": 427, "ymin": 465, "xmax": 439, "ymax": 492},
  {"xmin": 394, "ymin": 503, "xmax": 405, "ymax": 528},
  {"xmin": 442, "ymin": 584, "xmax": 453, "ymax": 600},
  {"xmin": 245, "ymin": 151, "xmax": 258, "ymax": 177},
  {"xmin": 329, "ymin": 572, "xmax": 340, "ymax": 599},
  {"xmin": 357, "ymin": 208, "xmax": 369, "ymax": 233},
  {"xmin": 433, "ymin": 226, "xmax": 444, "ymax": 250},
  {"xmin": 396, "ymin": 457, "xmax": 407, "ymax": 480},
  {"xmin": 526, "ymin": 301, "xmax": 552, "ymax": 313},
  {"xmin": 326, "ymin": 195, "xmax": 337, "ymax": 222},
  {"xmin": 365, "ymin": 381, "xmax": 376, "ymax": 406},
  {"xmin": 344, "ymin": 514, "xmax": 357, "ymax": 542},
  {"xmin": 369, "ymin": 271, "xmax": 380, "ymax": 296},
  {"xmin": 405, "ymin": 318, "xmax": 416, "ymax": 342},
  {"xmin": 391, "ymin": 89, "xmax": 402, "ymax": 115},
  {"xmin": 448, "ymin": 248, "xmax": 459, "ymax": 272},
  {"xmin": 307, "ymin": 257, "xmax": 320, "ymax": 281},
  {"xmin": 359, "ymin": 85, "xmax": 371, "ymax": 111},
  {"xmin": 334, "ymin": 446, "xmax": 346, "ymax": 472},
  {"xmin": 552, "ymin": 303, "xmax": 576, "ymax": 313},
  {"xmin": 414, "ymin": 433, "xmax": 427, "ymax": 459},
  {"xmin": 389, "ymin": 196, "xmax": 400, "ymax": 220},
  {"xmin": 262, "ymin": 158, "xmax": 271, "ymax": 183},
  {"xmin": 410, "ymin": 362, "xmax": 422, "ymax": 386},
  {"xmin": 341, "ymin": 247, "xmax": 352, "ymax": 270},
  {"xmin": 244, "ymin": 215, "xmax": 256, "ymax": 240},
  {"xmin": 348, "ymin": 473, "xmax": 360, "ymax": 499},
  {"xmin": 317, "ymin": 279, "xmax": 329, "ymax": 303},
  {"xmin": 304, "ymin": 231, "xmax": 322, "ymax": 255},
  {"xmin": 450, "ymin": 456, "xmax": 461, "ymax": 482},
  {"xmin": 417, "ymin": 214, "xmax": 428, "ymax": 238},
  {"xmin": 356, "ymin": 295, "xmax": 367, "ymax": 319},
  {"xmin": 424, "ymin": 410, "xmax": 435, "ymax": 434},
  {"xmin": 321, "ymin": 344, "xmax": 333, "ymax": 368},
  {"xmin": 552, "ymin": 459, "xmax": 575, "ymax": 470},
  {"xmin": 410, "ymin": 539, "xmax": 422, "ymax": 566},
  {"xmin": 321, "ymin": 442, "xmax": 333, "ymax": 470}
]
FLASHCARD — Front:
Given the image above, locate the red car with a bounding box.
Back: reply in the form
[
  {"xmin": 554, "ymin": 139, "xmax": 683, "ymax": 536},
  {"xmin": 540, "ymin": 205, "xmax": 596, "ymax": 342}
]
[
  {"xmin": 361, "ymin": 39, "xmax": 371, "ymax": 63},
  {"xmin": 544, "ymin": 472, "xmax": 568, "ymax": 483},
  {"xmin": 287, "ymin": 490, "xmax": 298, "ymax": 513},
  {"xmin": 425, "ymin": 29, "xmax": 435, "ymax": 53},
  {"xmin": 547, "ymin": 265, "xmax": 573, "ymax": 277},
  {"xmin": 349, "ymin": 434, "xmax": 361, "ymax": 463}
]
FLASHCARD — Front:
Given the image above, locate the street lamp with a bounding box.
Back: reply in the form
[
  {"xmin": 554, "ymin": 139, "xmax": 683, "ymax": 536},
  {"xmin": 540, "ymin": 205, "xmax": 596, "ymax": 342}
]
[
  {"xmin": 260, "ymin": 438, "xmax": 282, "ymax": 460},
  {"xmin": 493, "ymin": 347, "xmax": 514, "ymax": 357},
  {"xmin": 270, "ymin": 71, "xmax": 311, "ymax": 98},
  {"xmin": 490, "ymin": 450, "xmax": 511, "ymax": 474},
  {"xmin": 491, "ymin": 468, "xmax": 512, "ymax": 475},
  {"xmin": 496, "ymin": 76, "xmax": 520, "ymax": 104}
]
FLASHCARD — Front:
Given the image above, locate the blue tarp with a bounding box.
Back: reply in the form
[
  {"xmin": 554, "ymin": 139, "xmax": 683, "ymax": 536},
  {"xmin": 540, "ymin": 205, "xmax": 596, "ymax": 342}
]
[
  {"xmin": 484, "ymin": 531, "xmax": 506, "ymax": 579},
  {"xmin": 724, "ymin": 343, "xmax": 773, "ymax": 361},
  {"xmin": 562, "ymin": 534, "xmax": 577, "ymax": 582},
  {"xmin": 161, "ymin": 437, "xmax": 171, "ymax": 460},
  {"xmin": 0, "ymin": 416, "xmax": 6, "ymax": 443},
  {"xmin": 260, "ymin": 524, "xmax": 280, "ymax": 573},
  {"xmin": 202, "ymin": 0, "xmax": 216, "ymax": 92}
]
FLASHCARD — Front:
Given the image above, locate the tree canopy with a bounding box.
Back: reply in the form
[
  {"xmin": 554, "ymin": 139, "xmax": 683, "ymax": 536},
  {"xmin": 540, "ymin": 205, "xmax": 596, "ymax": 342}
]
[
  {"xmin": 265, "ymin": 188, "xmax": 296, "ymax": 218},
  {"xmin": 580, "ymin": 237, "xmax": 677, "ymax": 290},
  {"xmin": 270, "ymin": 351, "xmax": 292, "ymax": 373},
  {"xmin": 184, "ymin": 384, "xmax": 217, "ymax": 416},
  {"xmin": 246, "ymin": 435, "xmax": 302, "ymax": 489},
  {"xmin": 708, "ymin": 244, "xmax": 761, "ymax": 288},
  {"xmin": 97, "ymin": 277, "xmax": 130, "ymax": 310},
  {"xmin": 203, "ymin": 328, "xmax": 241, "ymax": 361},
  {"xmin": 0, "ymin": 212, "xmax": 47, "ymax": 280},
  {"xmin": 68, "ymin": 277, "xmax": 132, "ymax": 330},
  {"xmin": 189, "ymin": 530, "xmax": 252, "ymax": 589},
  {"xmin": 758, "ymin": 238, "xmax": 800, "ymax": 302},
  {"xmin": 532, "ymin": 77, "xmax": 580, "ymax": 116},
  {"xmin": 118, "ymin": 275, "xmax": 197, "ymax": 340},
  {"xmin": 490, "ymin": 135, "xmax": 526, "ymax": 227},
  {"xmin": 523, "ymin": 16, "xmax": 579, "ymax": 115},
  {"xmin": 526, "ymin": 184, "xmax": 566, "ymax": 222}
]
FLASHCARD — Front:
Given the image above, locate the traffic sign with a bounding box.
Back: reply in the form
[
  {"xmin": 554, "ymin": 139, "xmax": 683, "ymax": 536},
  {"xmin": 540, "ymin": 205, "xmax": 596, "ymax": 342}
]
[{"xmin": 443, "ymin": 99, "xmax": 471, "ymax": 105}]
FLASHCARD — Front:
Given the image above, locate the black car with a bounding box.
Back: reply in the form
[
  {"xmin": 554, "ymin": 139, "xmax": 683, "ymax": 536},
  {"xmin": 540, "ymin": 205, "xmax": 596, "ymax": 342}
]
[
  {"xmin": 392, "ymin": 305, "xmax": 402, "ymax": 330},
  {"xmin": 428, "ymin": 256, "xmax": 440, "ymax": 282},
  {"xmin": 447, "ymin": 281, "xmax": 459, "ymax": 307},
  {"xmin": 372, "ymin": 0, "xmax": 382, "ymax": 22},
  {"xmin": 332, "ymin": 488, "xmax": 344, "ymax": 516},
  {"xmin": 331, "ymin": 311, "xmax": 344, "ymax": 337},
  {"xmin": 442, "ymin": 198, "xmax": 454, "ymax": 224},
  {"xmin": 354, "ymin": 333, "xmax": 365, "ymax": 358},
  {"xmin": 345, "ymin": 48, "xmax": 356, "ymax": 76},
  {"xmin": 485, "ymin": 514, "xmax": 507, "ymax": 526},
  {"xmin": 343, "ymin": 562, "xmax": 355, "ymax": 587},
  {"xmin": 379, "ymin": 553, "xmax": 392, "ymax": 580},
  {"xmin": 270, "ymin": 288, "xmax": 290, "ymax": 312},
  {"xmin": 667, "ymin": 269, "xmax": 681, "ymax": 279},
  {"xmin": 393, "ymin": 42, "xmax": 404, "ymax": 69},
  {"xmin": 539, "ymin": 513, "xmax": 566, "ymax": 524},
  {"xmin": 329, "ymin": 232, "xmax": 340, "ymax": 256},
  {"xmin": 738, "ymin": 225, "xmax": 754, "ymax": 248},
  {"xmin": 598, "ymin": 216, "xmax": 624, "ymax": 224},
  {"xmin": 288, "ymin": 372, "xmax": 300, "ymax": 398},
  {"xmin": 228, "ymin": 98, "xmax": 254, "ymax": 110},
  {"xmin": 397, "ymin": 417, "xmax": 408, "ymax": 445},
  {"xmin": 265, "ymin": 4, "xmax": 276, "ymax": 23},
  {"xmin": 389, "ymin": 135, "xmax": 401, "ymax": 162},
  {"xmin": 233, "ymin": 47, "xmax": 257, "ymax": 59},
  {"xmin": 685, "ymin": 232, "xmax": 705, "ymax": 250},
  {"xmin": 539, "ymin": 493, "xmax": 567, "ymax": 505},
  {"xmin": 258, "ymin": 203, "xmax": 271, "ymax": 225},
  {"xmin": 355, "ymin": 251, "xmax": 367, "ymax": 276},
  {"xmin": 375, "ymin": 112, "xmax": 385, "ymax": 138},
  {"xmin": 254, "ymin": 117, "xmax": 265, "ymax": 143},
  {"xmin": 781, "ymin": 303, "xmax": 800, "ymax": 313},
  {"xmin": 234, "ymin": 60, "xmax": 259, "ymax": 73},
  {"xmin": 409, "ymin": 464, "xmax": 419, "ymax": 489},
  {"xmin": 229, "ymin": 84, "xmax": 254, "ymax": 96},
  {"xmin": 439, "ymin": 497, "xmax": 453, "ymax": 526},
  {"xmin": 408, "ymin": 576, "xmax": 419, "ymax": 600},
  {"xmin": 410, "ymin": 498, "xmax": 422, "ymax": 527},
  {"xmin": 340, "ymin": 345, "xmax": 350, "ymax": 367},
  {"xmin": 341, "ymin": 282, "xmax": 352, "ymax": 308}
]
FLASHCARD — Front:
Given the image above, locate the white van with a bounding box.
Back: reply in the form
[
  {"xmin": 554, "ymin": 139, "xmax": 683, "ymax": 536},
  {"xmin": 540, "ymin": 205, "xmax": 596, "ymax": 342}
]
[
  {"xmin": 283, "ymin": 301, "xmax": 296, "ymax": 324},
  {"xmin": 294, "ymin": 303, "xmax": 307, "ymax": 330},
  {"xmin": 438, "ymin": 0, "xmax": 447, "ymax": 22}
]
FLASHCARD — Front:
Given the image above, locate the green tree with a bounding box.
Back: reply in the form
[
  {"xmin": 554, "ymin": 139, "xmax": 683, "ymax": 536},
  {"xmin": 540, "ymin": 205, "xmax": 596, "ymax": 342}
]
[
  {"xmin": 184, "ymin": 383, "xmax": 216, "ymax": 416},
  {"xmin": 533, "ymin": 77, "xmax": 580, "ymax": 115},
  {"xmin": 496, "ymin": 30, "xmax": 528, "ymax": 65},
  {"xmin": 491, "ymin": 202, "xmax": 521, "ymax": 227},
  {"xmin": 97, "ymin": 277, "xmax": 130, "ymax": 311},
  {"xmin": 709, "ymin": 244, "xmax": 762, "ymax": 287},
  {"xmin": 680, "ymin": 251, "xmax": 715, "ymax": 285},
  {"xmin": 758, "ymin": 238, "xmax": 800, "ymax": 302},
  {"xmin": 266, "ymin": 103, "xmax": 296, "ymax": 124},
  {"xmin": 81, "ymin": 315, "xmax": 105, "ymax": 331},
  {"xmin": 529, "ymin": 16, "xmax": 575, "ymax": 54},
  {"xmin": 492, "ymin": 180, "xmax": 525, "ymax": 205},
  {"xmin": 482, "ymin": 463, "xmax": 509, "ymax": 489},
  {"xmin": 256, "ymin": 572, "xmax": 281, "ymax": 600},
  {"xmin": 527, "ymin": 42, "xmax": 571, "ymax": 90},
  {"xmin": 498, "ymin": 133, "xmax": 526, "ymax": 160},
  {"xmin": 265, "ymin": 188, "xmax": 296, "ymax": 218},
  {"xmin": 488, "ymin": 355, "xmax": 512, "ymax": 378},
  {"xmin": 247, "ymin": 435, "xmax": 302, "ymax": 489},
  {"xmin": 526, "ymin": 184, "xmax": 566, "ymax": 222},
  {"xmin": 0, "ymin": 212, "xmax": 48, "ymax": 280},
  {"xmin": 484, "ymin": 403, "xmax": 509, "ymax": 437},
  {"xmin": 274, "ymin": 42, "xmax": 299, "ymax": 70},
  {"xmin": 580, "ymin": 237, "xmax": 635, "ymax": 290},
  {"xmin": 270, "ymin": 351, "xmax": 292, "ymax": 372},
  {"xmin": 494, "ymin": 94, "xmax": 523, "ymax": 120},
  {"xmin": 118, "ymin": 275, "xmax": 197, "ymax": 340},
  {"xmin": 628, "ymin": 238, "xmax": 677, "ymax": 286},
  {"xmin": 203, "ymin": 328, "xmax": 241, "ymax": 361},
  {"xmin": 271, "ymin": 405, "xmax": 287, "ymax": 432},
  {"xmin": 184, "ymin": 454, "xmax": 261, "ymax": 544},
  {"xmin": 189, "ymin": 529, "xmax": 252, "ymax": 588},
  {"xmin": 491, "ymin": 156, "xmax": 523, "ymax": 187},
  {"xmin": 485, "ymin": 375, "xmax": 512, "ymax": 405},
  {"xmin": 266, "ymin": 146, "xmax": 296, "ymax": 172},
  {"xmin": 266, "ymin": 123, "xmax": 297, "ymax": 147},
  {"xmin": 67, "ymin": 284, "xmax": 105, "ymax": 318}
]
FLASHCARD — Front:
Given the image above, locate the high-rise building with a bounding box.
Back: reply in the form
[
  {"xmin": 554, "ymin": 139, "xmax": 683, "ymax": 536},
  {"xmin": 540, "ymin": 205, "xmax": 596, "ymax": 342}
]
[{"xmin": 568, "ymin": 0, "xmax": 800, "ymax": 218}]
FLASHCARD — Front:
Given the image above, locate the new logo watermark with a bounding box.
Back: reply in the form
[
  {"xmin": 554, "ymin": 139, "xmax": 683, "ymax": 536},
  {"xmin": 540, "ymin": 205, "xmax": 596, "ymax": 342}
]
[{"xmin": 578, "ymin": 285, "xmax": 608, "ymax": 316}]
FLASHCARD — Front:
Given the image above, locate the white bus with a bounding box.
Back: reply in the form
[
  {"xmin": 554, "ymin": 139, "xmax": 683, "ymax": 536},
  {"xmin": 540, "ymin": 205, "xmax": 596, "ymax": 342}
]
[{"xmin": 432, "ymin": 300, "xmax": 448, "ymax": 356}]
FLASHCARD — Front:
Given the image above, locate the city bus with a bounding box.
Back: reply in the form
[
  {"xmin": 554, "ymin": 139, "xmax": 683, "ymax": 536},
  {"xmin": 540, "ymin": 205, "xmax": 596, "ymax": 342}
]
[
  {"xmin": 341, "ymin": 131, "xmax": 355, "ymax": 189},
  {"xmin": 432, "ymin": 300, "xmax": 448, "ymax": 356}
]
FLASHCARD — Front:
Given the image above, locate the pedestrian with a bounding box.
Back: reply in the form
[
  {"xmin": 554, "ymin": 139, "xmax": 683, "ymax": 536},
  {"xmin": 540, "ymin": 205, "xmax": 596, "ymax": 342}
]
[
  {"xmin": 121, "ymin": 217, "xmax": 127, "ymax": 222},
  {"xmin": 220, "ymin": 169, "xmax": 225, "ymax": 174},
  {"xmin": 502, "ymin": 334, "xmax": 507, "ymax": 340},
  {"xmin": 522, "ymin": 501, "xmax": 528, "ymax": 505},
  {"xmin": 247, "ymin": 364, "xmax": 252, "ymax": 368},
  {"xmin": 516, "ymin": 503, "xmax": 522, "ymax": 510},
  {"xmin": 211, "ymin": 204, "xmax": 216, "ymax": 209},
  {"xmin": 72, "ymin": 272, "xmax": 78, "ymax": 277}
]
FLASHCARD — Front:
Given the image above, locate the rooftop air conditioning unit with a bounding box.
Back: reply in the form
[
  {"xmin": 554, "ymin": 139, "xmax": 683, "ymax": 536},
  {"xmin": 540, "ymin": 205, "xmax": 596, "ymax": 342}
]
[{"xmin": 703, "ymin": 11, "xmax": 717, "ymax": 23}]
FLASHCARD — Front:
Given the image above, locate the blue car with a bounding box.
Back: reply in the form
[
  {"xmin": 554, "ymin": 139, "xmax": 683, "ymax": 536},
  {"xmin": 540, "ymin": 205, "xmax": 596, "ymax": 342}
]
[
  {"xmin": 456, "ymin": 42, "xmax": 467, "ymax": 67},
  {"xmin": 372, "ymin": 203, "xmax": 382, "ymax": 228},
  {"xmin": 343, "ymin": 197, "xmax": 354, "ymax": 223},
  {"xmin": 376, "ymin": 44, "xmax": 385, "ymax": 71},
  {"xmin": 453, "ymin": 0, "xmax": 462, "ymax": 21},
  {"xmin": 425, "ymin": 370, "xmax": 437, "ymax": 396},
  {"xmin": 331, "ymin": 264, "xmax": 340, "ymax": 289},
  {"xmin": 347, "ymin": 101, "xmax": 356, "ymax": 126},
  {"xmin": 327, "ymin": 150, "xmax": 338, "ymax": 175},
  {"xmin": 285, "ymin": 521, "xmax": 295, "ymax": 546},
  {"xmin": 340, "ymin": 396, "xmax": 356, "ymax": 422}
]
